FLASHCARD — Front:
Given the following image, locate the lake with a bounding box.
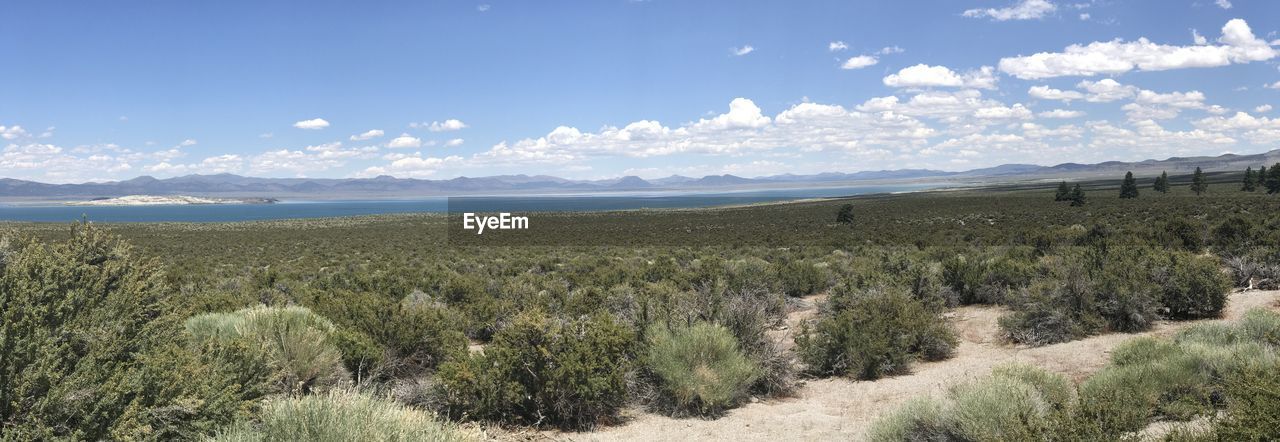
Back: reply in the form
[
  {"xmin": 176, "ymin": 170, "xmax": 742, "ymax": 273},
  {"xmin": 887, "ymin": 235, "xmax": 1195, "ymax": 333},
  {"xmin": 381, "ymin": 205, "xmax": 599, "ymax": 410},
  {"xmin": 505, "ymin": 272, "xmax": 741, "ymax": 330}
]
[{"xmin": 0, "ymin": 184, "xmax": 944, "ymax": 223}]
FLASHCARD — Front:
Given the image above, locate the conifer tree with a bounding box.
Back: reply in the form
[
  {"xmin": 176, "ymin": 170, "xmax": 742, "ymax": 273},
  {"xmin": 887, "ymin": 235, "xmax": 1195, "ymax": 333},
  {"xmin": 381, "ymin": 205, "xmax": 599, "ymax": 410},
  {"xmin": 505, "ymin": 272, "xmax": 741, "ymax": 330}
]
[
  {"xmin": 1242, "ymin": 167, "xmax": 1257, "ymax": 191},
  {"xmin": 1268, "ymin": 162, "xmax": 1280, "ymax": 194},
  {"xmin": 1257, "ymin": 165, "xmax": 1268, "ymax": 189},
  {"xmin": 1191, "ymin": 167, "xmax": 1207, "ymax": 195},
  {"xmin": 1069, "ymin": 184, "xmax": 1086, "ymax": 206},
  {"xmin": 1153, "ymin": 171, "xmax": 1170, "ymax": 193},
  {"xmin": 1054, "ymin": 181, "xmax": 1070, "ymax": 201},
  {"xmin": 1119, "ymin": 171, "xmax": 1139, "ymax": 199}
]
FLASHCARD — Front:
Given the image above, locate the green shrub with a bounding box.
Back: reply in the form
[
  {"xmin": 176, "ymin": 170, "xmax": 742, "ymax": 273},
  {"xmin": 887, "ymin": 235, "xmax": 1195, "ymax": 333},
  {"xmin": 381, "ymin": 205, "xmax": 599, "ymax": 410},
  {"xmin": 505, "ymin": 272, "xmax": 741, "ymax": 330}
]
[
  {"xmin": 1110, "ymin": 336, "xmax": 1181, "ymax": 366},
  {"xmin": 185, "ymin": 305, "xmax": 348, "ymax": 395},
  {"xmin": 1239, "ymin": 308, "xmax": 1280, "ymax": 347},
  {"xmin": 645, "ymin": 322, "xmax": 759, "ymax": 415},
  {"xmin": 948, "ymin": 375, "xmax": 1054, "ymax": 441},
  {"xmin": 775, "ymin": 259, "xmax": 830, "ymax": 297},
  {"xmin": 211, "ymin": 391, "xmax": 472, "ymax": 442},
  {"xmin": 796, "ymin": 286, "xmax": 957, "ymax": 379},
  {"xmin": 1212, "ymin": 364, "xmax": 1280, "ymax": 441},
  {"xmin": 865, "ymin": 398, "xmax": 954, "ymax": 442},
  {"xmin": 990, "ymin": 363, "xmax": 1073, "ymax": 410},
  {"xmin": 0, "ymin": 224, "xmax": 257, "ymax": 440},
  {"xmin": 434, "ymin": 311, "xmax": 634, "ymax": 429},
  {"xmin": 1156, "ymin": 252, "xmax": 1232, "ymax": 319},
  {"xmin": 301, "ymin": 288, "xmax": 468, "ymax": 377}
]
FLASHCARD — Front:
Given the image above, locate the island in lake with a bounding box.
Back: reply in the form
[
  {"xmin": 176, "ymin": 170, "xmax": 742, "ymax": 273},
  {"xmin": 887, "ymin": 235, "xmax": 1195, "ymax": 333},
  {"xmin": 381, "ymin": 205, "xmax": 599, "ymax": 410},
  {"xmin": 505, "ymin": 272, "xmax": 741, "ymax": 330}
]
[{"xmin": 65, "ymin": 195, "xmax": 279, "ymax": 206}]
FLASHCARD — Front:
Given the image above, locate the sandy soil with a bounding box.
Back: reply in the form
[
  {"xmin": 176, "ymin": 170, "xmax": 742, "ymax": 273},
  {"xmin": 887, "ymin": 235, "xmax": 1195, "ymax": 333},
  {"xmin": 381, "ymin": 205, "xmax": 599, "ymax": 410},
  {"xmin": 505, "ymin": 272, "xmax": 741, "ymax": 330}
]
[{"xmin": 537, "ymin": 289, "xmax": 1280, "ymax": 442}]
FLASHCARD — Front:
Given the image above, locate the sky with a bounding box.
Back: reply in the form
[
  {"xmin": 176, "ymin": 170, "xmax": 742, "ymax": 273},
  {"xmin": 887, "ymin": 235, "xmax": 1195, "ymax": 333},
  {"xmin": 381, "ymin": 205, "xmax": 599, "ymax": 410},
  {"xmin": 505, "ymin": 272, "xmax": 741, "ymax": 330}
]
[{"xmin": 3, "ymin": 0, "xmax": 1280, "ymax": 183}]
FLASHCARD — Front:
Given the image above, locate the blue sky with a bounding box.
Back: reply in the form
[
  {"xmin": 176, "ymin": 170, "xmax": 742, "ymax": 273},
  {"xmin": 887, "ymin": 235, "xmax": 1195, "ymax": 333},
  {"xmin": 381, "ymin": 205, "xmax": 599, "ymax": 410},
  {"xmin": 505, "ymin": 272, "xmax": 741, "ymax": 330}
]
[{"xmin": 3, "ymin": 0, "xmax": 1280, "ymax": 183}]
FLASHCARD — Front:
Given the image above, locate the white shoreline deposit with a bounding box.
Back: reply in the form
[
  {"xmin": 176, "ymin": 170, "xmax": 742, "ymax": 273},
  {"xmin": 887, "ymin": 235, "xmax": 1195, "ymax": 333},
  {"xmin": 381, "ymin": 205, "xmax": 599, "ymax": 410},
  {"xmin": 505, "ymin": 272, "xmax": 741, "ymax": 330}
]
[{"xmin": 65, "ymin": 195, "xmax": 275, "ymax": 206}]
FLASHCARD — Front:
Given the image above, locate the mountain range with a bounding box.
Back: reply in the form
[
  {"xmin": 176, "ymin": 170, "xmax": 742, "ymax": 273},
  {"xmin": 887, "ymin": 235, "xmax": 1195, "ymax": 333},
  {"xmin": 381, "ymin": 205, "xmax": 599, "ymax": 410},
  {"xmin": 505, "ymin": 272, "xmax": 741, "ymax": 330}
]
[{"xmin": 3, "ymin": 149, "xmax": 1278, "ymax": 201}]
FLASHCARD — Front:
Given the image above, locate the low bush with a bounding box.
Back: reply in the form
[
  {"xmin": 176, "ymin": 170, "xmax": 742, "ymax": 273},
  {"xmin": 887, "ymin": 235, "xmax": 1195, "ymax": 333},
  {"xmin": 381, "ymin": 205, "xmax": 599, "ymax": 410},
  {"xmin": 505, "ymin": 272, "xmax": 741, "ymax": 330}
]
[
  {"xmin": 1155, "ymin": 252, "xmax": 1232, "ymax": 319},
  {"xmin": 186, "ymin": 305, "xmax": 349, "ymax": 395},
  {"xmin": 867, "ymin": 364, "xmax": 1070, "ymax": 441},
  {"xmin": 775, "ymin": 259, "xmax": 830, "ymax": 297},
  {"xmin": 433, "ymin": 311, "xmax": 634, "ymax": 430},
  {"xmin": 796, "ymin": 285, "xmax": 956, "ymax": 379},
  {"xmin": 0, "ymin": 224, "xmax": 258, "ymax": 440},
  {"xmin": 211, "ymin": 391, "xmax": 471, "ymax": 442},
  {"xmin": 644, "ymin": 322, "xmax": 759, "ymax": 415},
  {"xmin": 866, "ymin": 398, "xmax": 954, "ymax": 442}
]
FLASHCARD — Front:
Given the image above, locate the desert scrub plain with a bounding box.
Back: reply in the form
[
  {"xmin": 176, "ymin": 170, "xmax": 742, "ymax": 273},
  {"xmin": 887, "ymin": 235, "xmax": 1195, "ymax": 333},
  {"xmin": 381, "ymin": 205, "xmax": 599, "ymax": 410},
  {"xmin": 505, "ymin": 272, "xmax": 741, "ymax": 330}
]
[{"xmin": 2, "ymin": 171, "xmax": 1280, "ymax": 441}]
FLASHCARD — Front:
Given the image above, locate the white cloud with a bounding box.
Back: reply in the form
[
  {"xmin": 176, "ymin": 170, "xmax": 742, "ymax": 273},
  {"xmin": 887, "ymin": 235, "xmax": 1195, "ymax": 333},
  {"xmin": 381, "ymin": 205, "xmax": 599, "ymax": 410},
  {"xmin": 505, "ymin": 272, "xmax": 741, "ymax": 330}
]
[
  {"xmin": 1216, "ymin": 0, "xmax": 1232, "ymax": 9},
  {"xmin": 692, "ymin": 98, "xmax": 772, "ymax": 130},
  {"xmin": 882, "ymin": 64, "xmax": 997, "ymax": 89},
  {"xmin": 350, "ymin": 129, "xmax": 385, "ymax": 141},
  {"xmin": 358, "ymin": 154, "xmax": 465, "ymax": 179},
  {"xmin": 1266, "ymin": 81, "xmax": 1280, "ymax": 90},
  {"xmin": 445, "ymin": 138, "xmax": 465, "ymax": 147},
  {"xmin": 829, "ymin": 41, "xmax": 848, "ymax": 52},
  {"xmin": 1079, "ymin": 13, "xmax": 1090, "ymax": 21},
  {"xmin": 841, "ymin": 55, "xmax": 878, "ymax": 70},
  {"xmin": 1192, "ymin": 29, "xmax": 1208, "ymax": 45},
  {"xmin": 293, "ymin": 118, "xmax": 330, "ymax": 130},
  {"xmin": 1257, "ymin": 105, "xmax": 1273, "ymax": 113},
  {"xmin": 178, "ymin": 139, "xmax": 197, "ymax": 147},
  {"xmin": 1134, "ymin": 89, "xmax": 1206, "ymax": 109},
  {"xmin": 1077, "ymin": 79, "xmax": 1137, "ymax": 102},
  {"xmin": 477, "ymin": 4, "xmax": 490, "ymax": 12},
  {"xmin": 387, "ymin": 134, "xmax": 423, "ymax": 148},
  {"xmin": 1028, "ymin": 85, "xmax": 1084, "ymax": 102},
  {"xmin": 1039, "ymin": 109, "xmax": 1085, "ymax": 118},
  {"xmin": 963, "ymin": 0, "xmax": 1056, "ymax": 21},
  {"xmin": 999, "ymin": 19, "xmax": 1277, "ymax": 79},
  {"xmin": 259, "ymin": 132, "xmax": 274, "ymax": 139},
  {"xmin": 877, "ymin": 46, "xmax": 905, "ymax": 55},
  {"xmin": 1, "ymin": 125, "xmax": 29, "ymax": 140},
  {"xmin": 731, "ymin": 45, "xmax": 755, "ymax": 56},
  {"xmin": 414, "ymin": 119, "xmax": 468, "ymax": 132}
]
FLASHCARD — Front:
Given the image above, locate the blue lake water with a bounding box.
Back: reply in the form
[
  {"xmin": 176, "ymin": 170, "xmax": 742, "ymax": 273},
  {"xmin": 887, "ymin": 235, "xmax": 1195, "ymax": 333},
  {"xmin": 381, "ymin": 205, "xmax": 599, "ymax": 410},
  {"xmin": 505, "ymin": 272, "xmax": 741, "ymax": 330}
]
[{"xmin": 0, "ymin": 184, "xmax": 944, "ymax": 223}]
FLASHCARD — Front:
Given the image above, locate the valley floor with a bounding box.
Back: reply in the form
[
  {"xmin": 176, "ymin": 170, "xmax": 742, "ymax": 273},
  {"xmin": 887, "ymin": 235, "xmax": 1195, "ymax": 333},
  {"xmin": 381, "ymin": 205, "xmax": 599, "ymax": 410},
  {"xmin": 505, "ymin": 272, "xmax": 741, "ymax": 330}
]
[{"xmin": 520, "ymin": 289, "xmax": 1280, "ymax": 442}]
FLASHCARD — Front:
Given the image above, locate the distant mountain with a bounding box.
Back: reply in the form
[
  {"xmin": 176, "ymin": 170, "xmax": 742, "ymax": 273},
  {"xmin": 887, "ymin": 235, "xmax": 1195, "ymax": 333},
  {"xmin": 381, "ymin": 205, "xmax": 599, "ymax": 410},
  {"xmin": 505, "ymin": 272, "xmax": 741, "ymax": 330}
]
[{"xmin": 3, "ymin": 149, "xmax": 1278, "ymax": 201}]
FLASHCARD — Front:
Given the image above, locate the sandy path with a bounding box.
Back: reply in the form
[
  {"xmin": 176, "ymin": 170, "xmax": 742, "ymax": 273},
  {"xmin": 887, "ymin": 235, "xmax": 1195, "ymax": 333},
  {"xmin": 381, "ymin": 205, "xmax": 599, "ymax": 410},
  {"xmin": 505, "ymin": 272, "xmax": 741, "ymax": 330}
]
[{"xmin": 545, "ymin": 290, "xmax": 1280, "ymax": 442}]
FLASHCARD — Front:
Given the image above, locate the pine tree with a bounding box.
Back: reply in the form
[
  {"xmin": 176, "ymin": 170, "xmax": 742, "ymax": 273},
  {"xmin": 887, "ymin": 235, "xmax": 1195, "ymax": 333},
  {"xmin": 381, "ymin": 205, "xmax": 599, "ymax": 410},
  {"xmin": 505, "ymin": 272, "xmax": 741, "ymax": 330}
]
[
  {"xmin": 1119, "ymin": 171, "xmax": 1139, "ymax": 199},
  {"xmin": 1191, "ymin": 167, "xmax": 1207, "ymax": 195},
  {"xmin": 1054, "ymin": 181, "xmax": 1070, "ymax": 201},
  {"xmin": 1242, "ymin": 167, "xmax": 1257, "ymax": 191},
  {"xmin": 1069, "ymin": 183, "xmax": 1086, "ymax": 206},
  {"xmin": 836, "ymin": 204, "xmax": 854, "ymax": 224},
  {"xmin": 1268, "ymin": 162, "xmax": 1280, "ymax": 194},
  {"xmin": 1153, "ymin": 171, "xmax": 1170, "ymax": 193},
  {"xmin": 1257, "ymin": 165, "xmax": 1268, "ymax": 189}
]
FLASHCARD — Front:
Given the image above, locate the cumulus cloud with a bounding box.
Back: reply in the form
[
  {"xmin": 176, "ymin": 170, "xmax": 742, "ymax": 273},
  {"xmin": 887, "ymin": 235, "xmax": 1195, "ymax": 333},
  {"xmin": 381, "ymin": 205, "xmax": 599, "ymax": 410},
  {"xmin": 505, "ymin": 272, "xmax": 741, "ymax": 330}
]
[
  {"xmin": 293, "ymin": 118, "xmax": 330, "ymax": 130},
  {"xmin": 829, "ymin": 41, "xmax": 848, "ymax": 51},
  {"xmin": 445, "ymin": 138, "xmax": 465, "ymax": 147},
  {"xmin": 877, "ymin": 46, "xmax": 905, "ymax": 55},
  {"xmin": 1039, "ymin": 109, "xmax": 1085, "ymax": 118},
  {"xmin": 1, "ymin": 125, "xmax": 29, "ymax": 140},
  {"xmin": 1028, "ymin": 85, "xmax": 1084, "ymax": 102},
  {"xmin": 963, "ymin": 0, "xmax": 1056, "ymax": 21},
  {"xmin": 1216, "ymin": 0, "xmax": 1232, "ymax": 9},
  {"xmin": 841, "ymin": 55, "xmax": 878, "ymax": 70},
  {"xmin": 387, "ymin": 134, "xmax": 424, "ymax": 148},
  {"xmin": 1266, "ymin": 81, "xmax": 1280, "ymax": 90},
  {"xmin": 358, "ymin": 154, "xmax": 465, "ymax": 179},
  {"xmin": 882, "ymin": 64, "xmax": 997, "ymax": 89},
  {"xmin": 1257, "ymin": 105, "xmax": 1273, "ymax": 113},
  {"xmin": 999, "ymin": 19, "xmax": 1277, "ymax": 79},
  {"xmin": 731, "ymin": 45, "xmax": 755, "ymax": 56},
  {"xmin": 350, "ymin": 129, "xmax": 384, "ymax": 141},
  {"xmin": 1077, "ymin": 79, "xmax": 1138, "ymax": 102},
  {"xmin": 413, "ymin": 119, "xmax": 468, "ymax": 132}
]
